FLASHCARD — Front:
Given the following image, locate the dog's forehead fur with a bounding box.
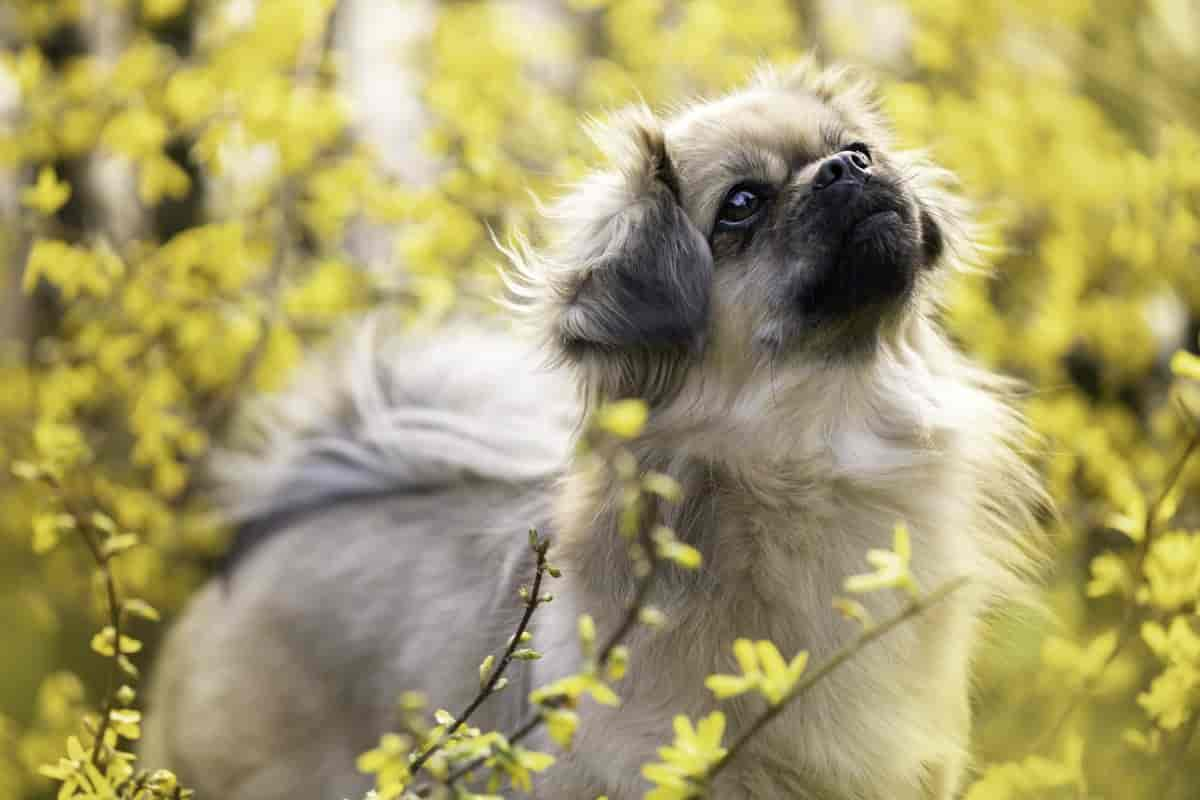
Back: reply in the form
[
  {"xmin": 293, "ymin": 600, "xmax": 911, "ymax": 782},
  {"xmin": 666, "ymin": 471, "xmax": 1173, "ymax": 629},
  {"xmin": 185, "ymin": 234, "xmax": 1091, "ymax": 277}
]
[{"xmin": 664, "ymin": 82, "xmax": 893, "ymax": 225}]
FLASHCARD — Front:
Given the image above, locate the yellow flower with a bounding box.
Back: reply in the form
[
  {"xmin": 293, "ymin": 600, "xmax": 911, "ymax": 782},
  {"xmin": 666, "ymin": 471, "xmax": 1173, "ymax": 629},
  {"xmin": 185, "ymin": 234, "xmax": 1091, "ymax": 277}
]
[
  {"xmin": 964, "ymin": 734, "xmax": 1086, "ymax": 799},
  {"xmin": 138, "ymin": 153, "xmax": 192, "ymax": 205},
  {"xmin": 1138, "ymin": 665, "xmax": 1198, "ymax": 730},
  {"xmin": 594, "ymin": 399, "xmax": 650, "ymax": 439},
  {"xmin": 705, "ymin": 638, "xmax": 809, "ymax": 705},
  {"xmin": 1141, "ymin": 617, "xmax": 1200, "ymax": 666},
  {"xmin": 143, "ymin": 0, "xmax": 188, "ymax": 23},
  {"xmin": 21, "ymin": 166, "xmax": 70, "ymax": 215},
  {"xmin": 1085, "ymin": 551, "xmax": 1133, "ymax": 598},
  {"xmin": 1141, "ymin": 532, "xmax": 1200, "ymax": 611},
  {"xmin": 641, "ymin": 712, "xmax": 727, "ymax": 800},
  {"xmin": 653, "ymin": 526, "xmax": 703, "ymax": 570},
  {"xmin": 545, "ymin": 709, "xmax": 579, "ymax": 749},
  {"xmin": 31, "ymin": 512, "xmax": 74, "ymax": 555},
  {"xmin": 103, "ymin": 107, "xmax": 170, "ymax": 159},
  {"xmin": 356, "ymin": 732, "xmax": 413, "ymax": 798},
  {"xmin": 844, "ymin": 522, "xmax": 917, "ymax": 596},
  {"xmin": 1041, "ymin": 630, "xmax": 1119, "ymax": 688},
  {"xmin": 530, "ymin": 670, "xmax": 620, "ymax": 709},
  {"xmin": 1172, "ymin": 350, "xmax": 1200, "ymax": 381}
]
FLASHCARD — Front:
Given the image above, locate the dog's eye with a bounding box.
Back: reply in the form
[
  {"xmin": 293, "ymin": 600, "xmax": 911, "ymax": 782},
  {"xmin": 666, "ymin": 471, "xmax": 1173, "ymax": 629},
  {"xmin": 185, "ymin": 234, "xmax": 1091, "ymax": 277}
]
[
  {"xmin": 844, "ymin": 141, "xmax": 873, "ymax": 166},
  {"xmin": 716, "ymin": 185, "xmax": 764, "ymax": 230}
]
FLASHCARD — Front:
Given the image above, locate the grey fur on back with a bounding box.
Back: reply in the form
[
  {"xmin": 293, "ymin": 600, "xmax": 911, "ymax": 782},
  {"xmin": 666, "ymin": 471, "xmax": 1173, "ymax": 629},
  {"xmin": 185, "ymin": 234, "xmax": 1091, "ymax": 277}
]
[
  {"xmin": 141, "ymin": 319, "xmax": 579, "ymax": 798},
  {"xmin": 142, "ymin": 311, "xmax": 1040, "ymax": 800},
  {"xmin": 211, "ymin": 316, "xmax": 578, "ymax": 569}
]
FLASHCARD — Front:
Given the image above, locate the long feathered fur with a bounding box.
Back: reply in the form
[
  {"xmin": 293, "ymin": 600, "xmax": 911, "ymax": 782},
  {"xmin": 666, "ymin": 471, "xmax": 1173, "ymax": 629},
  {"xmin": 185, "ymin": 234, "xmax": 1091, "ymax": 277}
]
[
  {"xmin": 145, "ymin": 61, "xmax": 1048, "ymax": 800},
  {"xmin": 209, "ymin": 315, "xmax": 577, "ymax": 568}
]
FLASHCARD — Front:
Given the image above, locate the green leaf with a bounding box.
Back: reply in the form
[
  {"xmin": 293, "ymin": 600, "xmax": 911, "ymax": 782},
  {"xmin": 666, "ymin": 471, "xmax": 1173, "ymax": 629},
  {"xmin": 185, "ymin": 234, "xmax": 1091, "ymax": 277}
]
[
  {"xmin": 512, "ymin": 648, "xmax": 542, "ymax": 661},
  {"xmin": 122, "ymin": 598, "xmax": 161, "ymax": 622},
  {"xmin": 642, "ymin": 472, "xmax": 682, "ymax": 502},
  {"xmin": 545, "ymin": 709, "xmax": 579, "ymax": 750},
  {"xmin": 101, "ymin": 533, "xmax": 140, "ymax": 558}
]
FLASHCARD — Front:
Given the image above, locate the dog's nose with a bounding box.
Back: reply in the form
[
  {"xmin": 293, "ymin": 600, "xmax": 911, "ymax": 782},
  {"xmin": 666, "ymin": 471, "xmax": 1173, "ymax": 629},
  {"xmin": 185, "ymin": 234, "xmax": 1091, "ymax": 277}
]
[{"xmin": 812, "ymin": 151, "xmax": 872, "ymax": 191}]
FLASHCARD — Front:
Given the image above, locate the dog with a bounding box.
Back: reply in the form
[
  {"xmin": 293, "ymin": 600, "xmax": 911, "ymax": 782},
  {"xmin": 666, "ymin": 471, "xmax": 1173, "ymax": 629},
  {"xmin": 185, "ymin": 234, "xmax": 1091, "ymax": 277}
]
[{"xmin": 142, "ymin": 61, "xmax": 1045, "ymax": 799}]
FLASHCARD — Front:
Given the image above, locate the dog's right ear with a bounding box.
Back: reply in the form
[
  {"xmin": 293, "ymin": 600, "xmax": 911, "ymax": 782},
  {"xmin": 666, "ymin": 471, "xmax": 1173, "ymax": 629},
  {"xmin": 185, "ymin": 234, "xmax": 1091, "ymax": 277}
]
[{"xmin": 507, "ymin": 107, "xmax": 713, "ymax": 360}]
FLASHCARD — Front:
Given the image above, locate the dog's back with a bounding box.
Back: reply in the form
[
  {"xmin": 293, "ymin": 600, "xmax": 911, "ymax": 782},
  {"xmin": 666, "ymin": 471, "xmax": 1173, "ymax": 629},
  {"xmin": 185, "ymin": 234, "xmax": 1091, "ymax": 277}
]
[{"xmin": 141, "ymin": 320, "xmax": 575, "ymax": 799}]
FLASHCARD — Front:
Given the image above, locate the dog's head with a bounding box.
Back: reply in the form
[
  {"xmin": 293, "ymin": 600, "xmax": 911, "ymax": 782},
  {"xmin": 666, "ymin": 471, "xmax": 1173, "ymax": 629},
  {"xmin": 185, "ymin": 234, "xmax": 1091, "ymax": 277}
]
[{"xmin": 509, "ymin": 62, "xmax": 969, "ymax": 407}]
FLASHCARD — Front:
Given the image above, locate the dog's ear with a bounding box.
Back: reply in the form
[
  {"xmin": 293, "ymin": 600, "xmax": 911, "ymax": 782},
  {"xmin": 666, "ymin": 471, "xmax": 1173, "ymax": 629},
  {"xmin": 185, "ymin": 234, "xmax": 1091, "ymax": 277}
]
[{"xmin": 510, "ymin": 107, "xmax": 713, "ymax": 358}]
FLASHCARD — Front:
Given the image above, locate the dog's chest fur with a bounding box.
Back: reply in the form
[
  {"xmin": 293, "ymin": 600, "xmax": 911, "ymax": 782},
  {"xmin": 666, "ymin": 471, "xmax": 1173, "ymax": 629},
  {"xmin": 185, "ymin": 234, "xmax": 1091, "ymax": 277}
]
[{"xmin": 535, "ymin": 366, "xmax": 993, "ymax": 799}]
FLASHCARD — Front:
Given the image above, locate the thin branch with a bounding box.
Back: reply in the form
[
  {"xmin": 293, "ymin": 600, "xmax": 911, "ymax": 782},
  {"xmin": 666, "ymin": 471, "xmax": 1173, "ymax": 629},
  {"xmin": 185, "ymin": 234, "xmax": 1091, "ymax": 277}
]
[
  {"xmin": 407, "ymin": 535, "xmax": 552, "ymax": 780},
  {"xmin": 80, "ymin": 520, "xmax": 124, "ymax": 768},
  {"xmin": 1162, "ymin": 709, "xmax": 1200, "ymax": 799},
  {"xmin": 194, "ymin": 188, "xmax": 294, "ymax": 435},
  {"xmin": 194, "ymin": 5, "xmax": 336, "ymax": 438},
  {"xmin": 437, "ymin": 477, "xmax": 666, "ymax": 790},
  {"xmin": 705, "ymin": 576, "xmax": 970, "ymax": 785},
  {"xmin": 44, "ymin": 474, "xmax": 127, "ymax": 768},
  {"xmin": 596, "ymin": 494, "xmax": 662, "ymax": 666},
  {"xmin": 1038, "ymin": 429, "xmax": 1200, "ymax": 747}
]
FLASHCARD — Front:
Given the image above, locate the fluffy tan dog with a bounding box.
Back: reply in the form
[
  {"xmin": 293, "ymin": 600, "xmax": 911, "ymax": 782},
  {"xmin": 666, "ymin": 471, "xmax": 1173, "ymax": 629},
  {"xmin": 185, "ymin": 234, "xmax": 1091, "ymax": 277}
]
[{"xmin": 143, "ymin": 62, "xmax": 1045, "ymax": 800}]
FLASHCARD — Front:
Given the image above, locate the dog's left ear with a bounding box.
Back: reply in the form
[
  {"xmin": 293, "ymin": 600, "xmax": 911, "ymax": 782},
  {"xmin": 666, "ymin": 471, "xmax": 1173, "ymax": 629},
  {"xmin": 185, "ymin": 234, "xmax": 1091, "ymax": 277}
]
[{"xmin": 511, "ymin": 107, "xmax": 713, "ymax": 359}]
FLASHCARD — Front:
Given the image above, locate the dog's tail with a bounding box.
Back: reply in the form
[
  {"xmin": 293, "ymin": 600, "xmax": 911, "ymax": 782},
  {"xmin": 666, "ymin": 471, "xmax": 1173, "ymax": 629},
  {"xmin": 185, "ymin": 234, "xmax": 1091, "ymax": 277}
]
[{"xmin": 212, "ymin": 314, "xmax": 577, "ymax": 572}]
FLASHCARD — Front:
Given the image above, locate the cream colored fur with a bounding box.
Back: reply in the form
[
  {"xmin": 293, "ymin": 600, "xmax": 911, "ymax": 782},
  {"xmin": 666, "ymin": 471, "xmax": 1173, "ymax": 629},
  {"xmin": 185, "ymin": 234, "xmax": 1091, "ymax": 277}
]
[{"xmin": 143, "ymin": 62, "xmax": 1046, "ymax": 800}]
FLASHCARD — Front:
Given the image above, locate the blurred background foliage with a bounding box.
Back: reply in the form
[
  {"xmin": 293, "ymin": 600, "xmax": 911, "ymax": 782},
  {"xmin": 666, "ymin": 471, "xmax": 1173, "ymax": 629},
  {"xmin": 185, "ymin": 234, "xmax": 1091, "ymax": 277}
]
[{"xmin": 0, "ymin": 0, "xmax": 1198, "ymax": 797}]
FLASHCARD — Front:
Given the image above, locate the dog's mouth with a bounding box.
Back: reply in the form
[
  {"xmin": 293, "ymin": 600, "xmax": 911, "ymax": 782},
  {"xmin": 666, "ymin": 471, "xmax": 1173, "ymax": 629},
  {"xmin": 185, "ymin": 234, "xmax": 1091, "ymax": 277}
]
[
  {"xmin": 791, "ymin": 194, "xmax": 921, "ymax": 320},
  {"xmin": 839, "ymin": 207, "xmax": 914, "ymax": 268},
  {"xmin": 848, "ymin": 209, "xmax": 904, "ymax": 240}
]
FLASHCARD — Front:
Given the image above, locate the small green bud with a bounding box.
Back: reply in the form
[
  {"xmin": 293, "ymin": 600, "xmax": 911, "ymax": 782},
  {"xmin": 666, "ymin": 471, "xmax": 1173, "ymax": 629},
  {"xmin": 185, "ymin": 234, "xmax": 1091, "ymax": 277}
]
[
  {"xmin": 642, "ymin": 472, "xmax": 682, "ymax": 502},
  {"xmin": 147, "ymin": 770, "xmax": 178, "ymax": 792},
  {"xmin": 399, "ymin": 691, "xmax": 426, "ymax": 711},
  {"xmin": 479, "ymin": 654, "xmax": 495, "ymax": 686},
  {"xmin": 122, "ymin": 598, "xmax": 161, "ymax": 621},
  {"xmin": 11, "ymin": 461, "xmax": 41, "ymax": 481},
  {"xmin": 605, "ymin": 646, "xmax": 629, "ymax": 681},
  {"xmin": 639, "ymin": 607, "xmax": 666, "ymax": 628},
  {"xmin": 578, "ymin": 614, "xmax": 596, "ymax": 645}
]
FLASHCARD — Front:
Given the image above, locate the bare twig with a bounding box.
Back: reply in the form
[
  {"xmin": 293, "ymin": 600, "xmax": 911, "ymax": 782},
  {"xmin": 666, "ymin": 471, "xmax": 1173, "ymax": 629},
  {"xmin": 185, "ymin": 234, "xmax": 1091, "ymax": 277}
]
[
  {"xmin": 79, "ymin": 520, "xmax": 125, "ymax": 768},
  {"xmin": 43, "ymin": 474, "xmax": 128, "ymax": 768},
  {"xmin": 1162, "ymin": 709, "xmax": 1200, "ymax": 799},
  {"xmin": 596, "ymin": 494, "xmax": 663, "ymax": 666},
  {"xmin": 195, "ymin": 187, "xmax": 294, "ymax": 435},
  {"xmin": 407, "ymin": 533, "xmax": 553, "ymax": 780},
  {"xmin": 705, "ymin": 576, "xmax": 970, "ymax": 785},
  {"xmin": 436, "ymin": 470, "xmax": 667, "ymax": 791}
]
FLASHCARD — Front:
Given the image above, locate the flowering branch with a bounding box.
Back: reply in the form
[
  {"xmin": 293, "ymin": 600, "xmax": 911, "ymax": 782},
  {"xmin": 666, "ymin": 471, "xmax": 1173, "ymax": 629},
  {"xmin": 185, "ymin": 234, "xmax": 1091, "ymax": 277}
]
[
  {"xmin": 434, "ymin": 491, "xmax": 668, "ymax": 792},
  {"xmin": 426, "ymin": 403, "xmax": 684, "ymax": 793},
  {"xmin": 1040, "ymin": 423, "xmax": 1200, "ymax": 747},
  {"xmin": 704, "ymin": 575, "xmax": 969, "ymax": 785},
  {"xmin": 16, "ymin": 425, "xmax": 182, "ymax": 797},
  {"xmin": 406, "ymin": 531, "xmax": 554, "ymax": 781},
  {"xmin": 78, "ymin": 515, "xmax": 126, "ymax": 768}
]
